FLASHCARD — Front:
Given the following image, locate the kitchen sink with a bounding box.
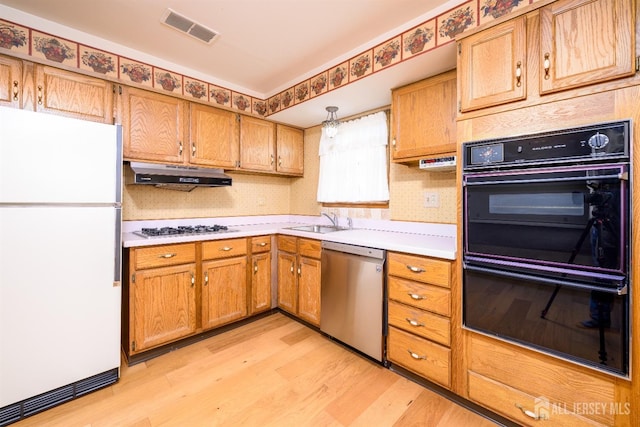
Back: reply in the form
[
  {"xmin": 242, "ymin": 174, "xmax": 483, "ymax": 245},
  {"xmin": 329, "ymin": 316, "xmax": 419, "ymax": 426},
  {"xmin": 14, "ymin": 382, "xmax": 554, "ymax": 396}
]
[{"xmin": 287, "ymin": 224, "xmax": 347, "ymax": 234}]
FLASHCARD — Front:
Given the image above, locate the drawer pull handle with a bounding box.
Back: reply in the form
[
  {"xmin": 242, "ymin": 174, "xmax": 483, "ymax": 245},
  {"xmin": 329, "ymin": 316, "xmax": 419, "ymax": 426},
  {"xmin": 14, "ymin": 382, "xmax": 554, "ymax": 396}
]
[
  {"xmin": 515, "ymin": 61, "xmax": 522, "ymax": 87},
  {"xmin": 259, "ymin": 242, "xmax": 267, "ymax": 247},
  {"xmin": 190, "ymin": 272, "xmax": 195, "ymax": 287},
  {"xmin": 37, "ymin": 85, "xmax": 43, "ymax": 105},
  {"xmin": 204, "ymin": 272, "xmax": 209, "ymax": 286},
  {"xmin": 270, "ymin": 154, "xmax": 274, "ymax": 165},
  {"xmin": 515, "ymin": 403, "xmax": 546, "ymax": 420},
  {"xmin": 406, "ymin": 265, "xmax": 425, "ymax": 273},
  {"xmin": 192, "ymin": 143, "xmax": 196, "ymax": 157},
  {"xmin": 220, "ymin": 246, "xmax": 233, "ymax": 251},
  {"xmin": 290, "ymin": 262, "xmax": 295, "ymax": 273},
  {"xmin": 254, "ymin": 261, "xmax": 258, "ymax": 273},
  {"xmin": 405, "ymin": 318, "xmax": 425, "ymax": 327},
  {"xmin": 179, "ymin": 141, "xmax": 183, "ymax": 156},
  {"xmin": 12, "ymin": 80, "xmax": 18, "ymax": 101},
  {"xmin": 407, "ymin": 349, "xmax": 427, "ymax": 360},
  {"xmin": 408, "ymin": 293, "xmax": 426, "ymax": 300},
  {"xmin": 159, "ymin": 253, "xmax": 177, "ymax": 258}
]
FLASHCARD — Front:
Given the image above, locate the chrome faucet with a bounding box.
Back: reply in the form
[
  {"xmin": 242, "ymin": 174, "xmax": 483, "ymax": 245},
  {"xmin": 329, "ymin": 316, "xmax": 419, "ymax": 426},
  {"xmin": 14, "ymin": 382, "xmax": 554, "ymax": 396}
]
[{"xmin": 322, "ymin": 212, "xmax": 338, "ymax": 227}]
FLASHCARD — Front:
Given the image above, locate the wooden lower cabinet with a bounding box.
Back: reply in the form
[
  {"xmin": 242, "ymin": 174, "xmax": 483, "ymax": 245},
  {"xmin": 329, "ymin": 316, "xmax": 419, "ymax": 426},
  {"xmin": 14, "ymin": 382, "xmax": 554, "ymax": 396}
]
[
  {"xmin": 250, "ymin": 236, "xmax": 272, "ymax": 315},
  {"xmin": 201, "ymin": 256, "xmax": 247, "ymax": 330},
  {"xmin": 466, "ymin": 334, "xmax": 623, "ymax": 426},
  {"xmin": 386, "ymin": 251, "xmax": 453, "ymax": 389},
  {"xmin": 276, "ymin": 235, "xmax": 321, "ymax": 326},
  {"xmin": 127, "ymin": 243, "xmax": 197, "ymax": 355}
]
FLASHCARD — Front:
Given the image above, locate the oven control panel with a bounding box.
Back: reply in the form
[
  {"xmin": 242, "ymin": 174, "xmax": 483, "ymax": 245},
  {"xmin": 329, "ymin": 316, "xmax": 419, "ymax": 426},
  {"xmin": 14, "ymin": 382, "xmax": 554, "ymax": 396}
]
[{"xmin": 463, "ymin": 120, "xmax": 630, "ymax": 170}]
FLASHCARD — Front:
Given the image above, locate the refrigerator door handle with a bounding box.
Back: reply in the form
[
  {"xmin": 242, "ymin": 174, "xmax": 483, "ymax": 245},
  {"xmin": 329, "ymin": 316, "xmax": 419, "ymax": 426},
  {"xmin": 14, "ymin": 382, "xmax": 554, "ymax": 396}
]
[{"xmin": 114, "ymin": 208, "xmax": 122, "ymax": 286}]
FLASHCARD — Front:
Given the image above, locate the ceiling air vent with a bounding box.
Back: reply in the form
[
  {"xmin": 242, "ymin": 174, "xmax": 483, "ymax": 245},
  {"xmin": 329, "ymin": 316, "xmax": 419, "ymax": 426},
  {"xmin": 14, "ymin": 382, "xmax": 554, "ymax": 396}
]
[{"xmin": 161, "ymin": 8, "xmax": 219, "ymax": 44}]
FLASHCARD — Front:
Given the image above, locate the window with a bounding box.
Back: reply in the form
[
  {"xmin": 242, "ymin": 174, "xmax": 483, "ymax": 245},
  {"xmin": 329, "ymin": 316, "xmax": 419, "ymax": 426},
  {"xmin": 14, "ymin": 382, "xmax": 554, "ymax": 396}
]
[{"xmin": 317, "ymin": 111, "xmax": 389, "ymax": 203}]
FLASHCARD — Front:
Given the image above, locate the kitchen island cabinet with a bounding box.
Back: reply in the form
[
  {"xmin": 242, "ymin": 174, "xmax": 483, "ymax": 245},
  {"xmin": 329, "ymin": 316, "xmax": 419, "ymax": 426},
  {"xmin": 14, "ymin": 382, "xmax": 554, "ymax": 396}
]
[
  {"xmin": 201, "ymin": 238, "xmax": 248, "ymax": 330},
  {"xmin": 276, "ymin": 235, "xmax": 321, "ymax": 326},
  {"xmin": 125, "ymin": 243, "xmax": 197, "ymax": 355},
  {"xmin": 457, "ymin": 0, "xmax": 636, "ymax": 113},
  {"xmin": 386, "ymin": 251, "xmax": 453, "ymax": 389}
]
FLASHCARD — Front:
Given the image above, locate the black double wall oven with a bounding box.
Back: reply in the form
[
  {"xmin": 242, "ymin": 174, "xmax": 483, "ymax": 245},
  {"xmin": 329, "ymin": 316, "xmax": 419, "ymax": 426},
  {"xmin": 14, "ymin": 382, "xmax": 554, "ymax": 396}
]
[{"xmin": 462, "ymin": 121, "xmax": 632, "ymax": 377}]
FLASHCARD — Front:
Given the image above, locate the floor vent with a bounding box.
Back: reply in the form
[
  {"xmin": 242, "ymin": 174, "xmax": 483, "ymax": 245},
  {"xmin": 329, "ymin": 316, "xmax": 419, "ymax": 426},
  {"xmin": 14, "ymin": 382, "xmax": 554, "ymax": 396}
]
[
  {"xmin": 161, "ymin": 8, "xmax": 219, "ymax": 44},
  {"xmin": 0, "ymin": 368, "xmax": 118, "ymax": 426}
]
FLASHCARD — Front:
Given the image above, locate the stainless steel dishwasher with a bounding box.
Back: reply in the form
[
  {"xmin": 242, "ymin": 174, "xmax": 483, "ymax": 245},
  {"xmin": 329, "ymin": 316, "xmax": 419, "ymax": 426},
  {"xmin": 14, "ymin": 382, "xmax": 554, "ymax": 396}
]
[{"xmin": 320, "ymin": 241, "xmax": 386, "ymax": 362}]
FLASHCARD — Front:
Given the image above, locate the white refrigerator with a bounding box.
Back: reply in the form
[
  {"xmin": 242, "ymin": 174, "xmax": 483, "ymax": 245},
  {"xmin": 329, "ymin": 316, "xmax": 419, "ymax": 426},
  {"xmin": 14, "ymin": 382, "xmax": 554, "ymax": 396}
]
[{"xmin": 0, "ymin": 107, "xmax": 122, "ymax": 422}]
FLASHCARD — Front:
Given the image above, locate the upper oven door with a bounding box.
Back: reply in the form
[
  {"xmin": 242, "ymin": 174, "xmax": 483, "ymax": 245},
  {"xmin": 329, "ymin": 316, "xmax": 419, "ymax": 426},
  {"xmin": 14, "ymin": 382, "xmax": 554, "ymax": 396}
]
[{"xmin": 463, "ymin": 163, "xmax": 629, "ymax": 275}]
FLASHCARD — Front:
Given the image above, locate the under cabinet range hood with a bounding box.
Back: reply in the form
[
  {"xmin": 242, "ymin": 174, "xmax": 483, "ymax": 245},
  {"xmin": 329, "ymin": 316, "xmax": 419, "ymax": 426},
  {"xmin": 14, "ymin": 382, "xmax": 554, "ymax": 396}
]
[{"xmin": 128, "ymin": 162, "xmax": 232, "ymax": 191}]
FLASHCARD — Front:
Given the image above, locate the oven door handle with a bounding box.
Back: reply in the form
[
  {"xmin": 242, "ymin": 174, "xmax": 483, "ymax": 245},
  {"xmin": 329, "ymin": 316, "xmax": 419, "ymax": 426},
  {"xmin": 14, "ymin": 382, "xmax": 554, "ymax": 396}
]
[
  {"xmin": 464, "ymin": 264, "xmax": 627, "ymax": 295},
  {"xmin": 464, "ymin": 172, "xmax": 626, "ymax": 186}
]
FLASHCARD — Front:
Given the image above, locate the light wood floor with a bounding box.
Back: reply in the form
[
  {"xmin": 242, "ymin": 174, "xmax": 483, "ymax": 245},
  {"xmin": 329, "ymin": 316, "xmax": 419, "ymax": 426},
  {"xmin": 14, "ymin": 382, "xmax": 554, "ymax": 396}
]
[{"xmin": 14, "ymin": 313, "xmax": 499, "ymax": 427}]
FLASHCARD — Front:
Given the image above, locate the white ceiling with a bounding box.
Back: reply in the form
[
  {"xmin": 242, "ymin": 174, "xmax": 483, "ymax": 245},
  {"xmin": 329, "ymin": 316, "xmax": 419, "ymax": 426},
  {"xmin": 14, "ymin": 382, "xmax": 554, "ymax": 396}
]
[{"xmin": 0, "ymin": 0, "xmax": 459, "ymax": 128}]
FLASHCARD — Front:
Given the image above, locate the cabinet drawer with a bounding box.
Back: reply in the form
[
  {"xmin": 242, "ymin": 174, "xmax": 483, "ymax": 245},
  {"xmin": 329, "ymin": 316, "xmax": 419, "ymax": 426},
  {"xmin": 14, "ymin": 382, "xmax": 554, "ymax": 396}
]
[
  {"xmin": 388, "ymin": 276, "xmax": 450, "ymax": 316},
  {"xmin": 251, "ymin": 235, "xmax": 271, "ymax": 253},
  {"xmin": 202, "ymin": 238, "xmax": 247, "ymax": 260},
  {"xmin": 277, "ymin": 235, "xmax": 297, "ymax": 253},
  {"xmin": 298, "ymin": 238, "xmax": 321, "ymax": 259},
  {"xmin": 468, "ymin": 334, "xmax": 615, "ymax": 426},
  {"xmin": 134, "ymin": 243, "xmax": 196, "ymax": 270},
  {"xmin": 388, "ymin": 300, "xmax": 450, "ymax": 346},
  {"xmin": 468, "ymin": 371, "xmax": 608, "ymax": 427},
  {"xmin": 388, "ymin": 252, "xmax": 450, "ymax": 288},
  {"xmin": 387, "ymin": 326, "xmax": 450, "ymax": 388}
]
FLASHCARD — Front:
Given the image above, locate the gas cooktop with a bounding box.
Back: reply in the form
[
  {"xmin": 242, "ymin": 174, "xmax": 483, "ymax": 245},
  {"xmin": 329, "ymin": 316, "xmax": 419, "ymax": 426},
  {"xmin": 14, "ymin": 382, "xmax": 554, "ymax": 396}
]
[{"xmin": 133, "ymin": 224, "xmax": 238, "ymax": 238}]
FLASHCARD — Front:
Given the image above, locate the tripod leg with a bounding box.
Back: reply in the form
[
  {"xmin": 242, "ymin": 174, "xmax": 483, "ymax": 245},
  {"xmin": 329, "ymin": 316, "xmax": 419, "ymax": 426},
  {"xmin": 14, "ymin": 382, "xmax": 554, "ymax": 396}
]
[{"xmin": 541, "ymin": 284, "xmax": 561, "ymax": 318}]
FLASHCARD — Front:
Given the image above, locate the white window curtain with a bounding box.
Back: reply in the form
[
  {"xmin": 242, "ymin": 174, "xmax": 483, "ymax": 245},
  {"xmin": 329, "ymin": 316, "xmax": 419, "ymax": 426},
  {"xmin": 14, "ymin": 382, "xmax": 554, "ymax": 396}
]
[{"xmin": 317, "ymin": 111, "xmax": 389, "ymax": 203}]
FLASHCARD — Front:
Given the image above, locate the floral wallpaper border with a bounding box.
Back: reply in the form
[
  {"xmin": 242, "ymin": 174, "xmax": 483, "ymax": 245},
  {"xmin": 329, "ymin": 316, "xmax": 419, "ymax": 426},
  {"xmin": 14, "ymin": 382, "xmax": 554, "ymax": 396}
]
[{"xmin": 0, "ymin": 0, "xmax": 535, "ymax": 119}]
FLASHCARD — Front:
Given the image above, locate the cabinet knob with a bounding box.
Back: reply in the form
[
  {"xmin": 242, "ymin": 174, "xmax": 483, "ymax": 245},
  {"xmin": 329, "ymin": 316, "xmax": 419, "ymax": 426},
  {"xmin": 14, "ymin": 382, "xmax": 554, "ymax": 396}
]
[
  {"xmin": 515, "ymin": 61, "xmax": 522, "ymax": 87},
  {"xmin": 515, "ymin": 403, "xmax": 547, "ymax": 420},
  {"xmin": 37, "ymin": 85, "xmax": 43, "ymax": 105},
  {"xmin": 190, "ymin": 272, "xmax": 195, "ymax": 287},
  {"xmin": 270, "ymin": 154, "xmax": 274, "ymax": 165},
  {"xmin": 178, "ymin": 141, "xmax": 183, "ymax": 156},
  {"xmin": 12, "ymin": 81, "xmax": 18, "ymax": 101},
  {"xmin": 405, "ymin": 318, "xmax": 425, "ymax": 327},
  {"xmin": 204, "ymin": 272, "xmax": 209, "ymax": 286},
  {"xmin": 259, "ymin": 242, "xmax": 267, "ymax": 247},
  {"xmin": 254, "ymin": 261, "xmax": 258, "ymax": 273},
  {"xmin": 408, "ymin": 293, "xmax": 427, "ymax": 300},
  {"xmin": 220, "ymin": 246, "xmax": 233, "ymax": 251},
  {"xmin": 278, "ymin": 155, "xmax": 282, "ymax": 166},
  {"xmin": 192, "ymin": 143, "xmax": 196, "ymax": 157}
]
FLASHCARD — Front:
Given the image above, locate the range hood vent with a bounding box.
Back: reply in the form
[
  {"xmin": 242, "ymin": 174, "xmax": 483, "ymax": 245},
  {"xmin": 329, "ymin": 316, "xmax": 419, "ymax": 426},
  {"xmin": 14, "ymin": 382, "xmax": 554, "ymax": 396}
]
[{"xmin": 128, "ymin": 162, "xmax": 232, "ymax": 192}]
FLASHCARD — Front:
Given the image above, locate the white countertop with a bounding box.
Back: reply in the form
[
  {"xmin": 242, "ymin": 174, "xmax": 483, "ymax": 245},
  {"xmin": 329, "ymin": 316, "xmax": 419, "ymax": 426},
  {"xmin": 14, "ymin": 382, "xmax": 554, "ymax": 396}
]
[{"xmin": 122, "ymin": 215, "xmax": 457, "ymax": 260}]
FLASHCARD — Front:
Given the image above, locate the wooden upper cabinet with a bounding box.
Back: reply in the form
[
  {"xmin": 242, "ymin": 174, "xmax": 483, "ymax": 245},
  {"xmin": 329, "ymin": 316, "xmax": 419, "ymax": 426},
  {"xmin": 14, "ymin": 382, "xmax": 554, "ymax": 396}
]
[
  {"xmin": 35, "ymin": 65, "xmax": 114, "ymax": 123},
  {"xmin": 189, "ymin": 103, "xmax": 239, "ymax": 168},
  {"xmin": 120, "ymin": 85, "xmax": 188, "ymax": 163},
  {"xmin": 391, "ymin": 69, "xmax": 457, "ymax": 162},
  {"xmin": 458, "ymin": 16, "xmax": 527, "ymax": 112},
  {"xmin": 539, "ymin": 0, "xmax": 635, "ymax": 94},
  {"xmin": 239, "ymin": 115, "xmax": 276, "ymax": 172},
  {"xmin": 0, "ymin": 55, "xmax": 23, "ymax": 108},
  {"xmin": 276, "ymin": 124, "xmax": 304, "ymax": 175}
]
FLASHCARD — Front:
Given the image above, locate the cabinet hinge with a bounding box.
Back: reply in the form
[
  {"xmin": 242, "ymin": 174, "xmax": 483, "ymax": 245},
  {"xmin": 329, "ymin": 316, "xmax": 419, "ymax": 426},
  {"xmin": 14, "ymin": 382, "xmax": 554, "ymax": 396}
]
[
  {"xmin": 236, "ymin": 113, "xmax": 240, "ymax": 122},
  {"xmin": 636, "ymin": 56, "xmax": 640, "ymax": 72},
  {"xmin": 458, "ymin": 100, "xmax": 462, "ymax": 113},
  {"xmin": 132, "ymin": 341, "xmax": 136, "ymax": 351},
  {"xmin": 131, "ymin": 273, "xmax": 135, "ymax": 284},
  {"xmin": 458, "ymin": 43, "xmax": 461, "ymax": 55}
]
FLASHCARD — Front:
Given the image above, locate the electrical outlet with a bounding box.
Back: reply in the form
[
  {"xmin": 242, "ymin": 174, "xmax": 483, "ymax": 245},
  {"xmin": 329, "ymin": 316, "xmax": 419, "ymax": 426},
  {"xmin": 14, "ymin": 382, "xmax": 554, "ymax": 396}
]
[{"xmin": 423, "ymin": 191, "xmax": 440, "ymax": 208}]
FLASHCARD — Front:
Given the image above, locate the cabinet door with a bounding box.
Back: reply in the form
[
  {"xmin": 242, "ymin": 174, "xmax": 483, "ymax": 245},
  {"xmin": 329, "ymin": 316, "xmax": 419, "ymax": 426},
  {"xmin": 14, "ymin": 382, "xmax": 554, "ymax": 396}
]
[
  {"xmin": 250, "ymin": 252, "xmax": 272, "ymax": 314},
  {"xmin": 540, "ymin": 0, "xmax": 635, "ymax": 94},
  {"xmin": 0, "ymin": 55, "xmax": 22, "ymax": 108},
  {"xmin": 201, "ymin": 256, "xmax": 248, "ymax": 330},
  {"xmin": 131, "ymin": 264, "xmax": 197, "ymax": 353},
  {"xmin": 458, "ymin": 17, "xmax": 526, "ymax": 112},
  {"xmin": 120, "ymin": 86, "xmax": 188, "ymax": 163},
  {"xmin": 35, "ymin": 65, "xmax": 114, "ymax": 123},
  {"xmin": 277, "ymin": 251, "xmax": 297, "ymax": 314},
  {"xmin": 239, "ymin": 115, "xmax": 276, "ymax": 172},
  {"xmin": 276, "ymin": 124, "xmax": 304, "ymax": 175},
  {"xmin": 391, "ymin": 70, "xmax": 457, "ymax": 161},
  {"xmin": 297, "ymin": 256, "xmax": 321, "ymax": 326},
  {"xmin": 189, "ymin": 103, "xmax": 239, "ymax": 168}
]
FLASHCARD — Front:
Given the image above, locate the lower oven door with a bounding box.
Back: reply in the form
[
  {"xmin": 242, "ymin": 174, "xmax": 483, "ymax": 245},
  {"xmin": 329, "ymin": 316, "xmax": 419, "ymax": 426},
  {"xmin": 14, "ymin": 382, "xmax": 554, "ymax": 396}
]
[{"xmin": 463, "ymin": 264, "xmax": 629, "ymax": 377}]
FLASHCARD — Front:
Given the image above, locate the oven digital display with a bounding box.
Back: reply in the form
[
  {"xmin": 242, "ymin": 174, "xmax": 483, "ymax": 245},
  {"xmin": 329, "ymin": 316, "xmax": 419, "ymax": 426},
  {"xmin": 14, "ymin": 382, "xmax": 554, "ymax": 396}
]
[{"xmin": 470, "ymin": 143, "xmax": 504, "ymax": 164}]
